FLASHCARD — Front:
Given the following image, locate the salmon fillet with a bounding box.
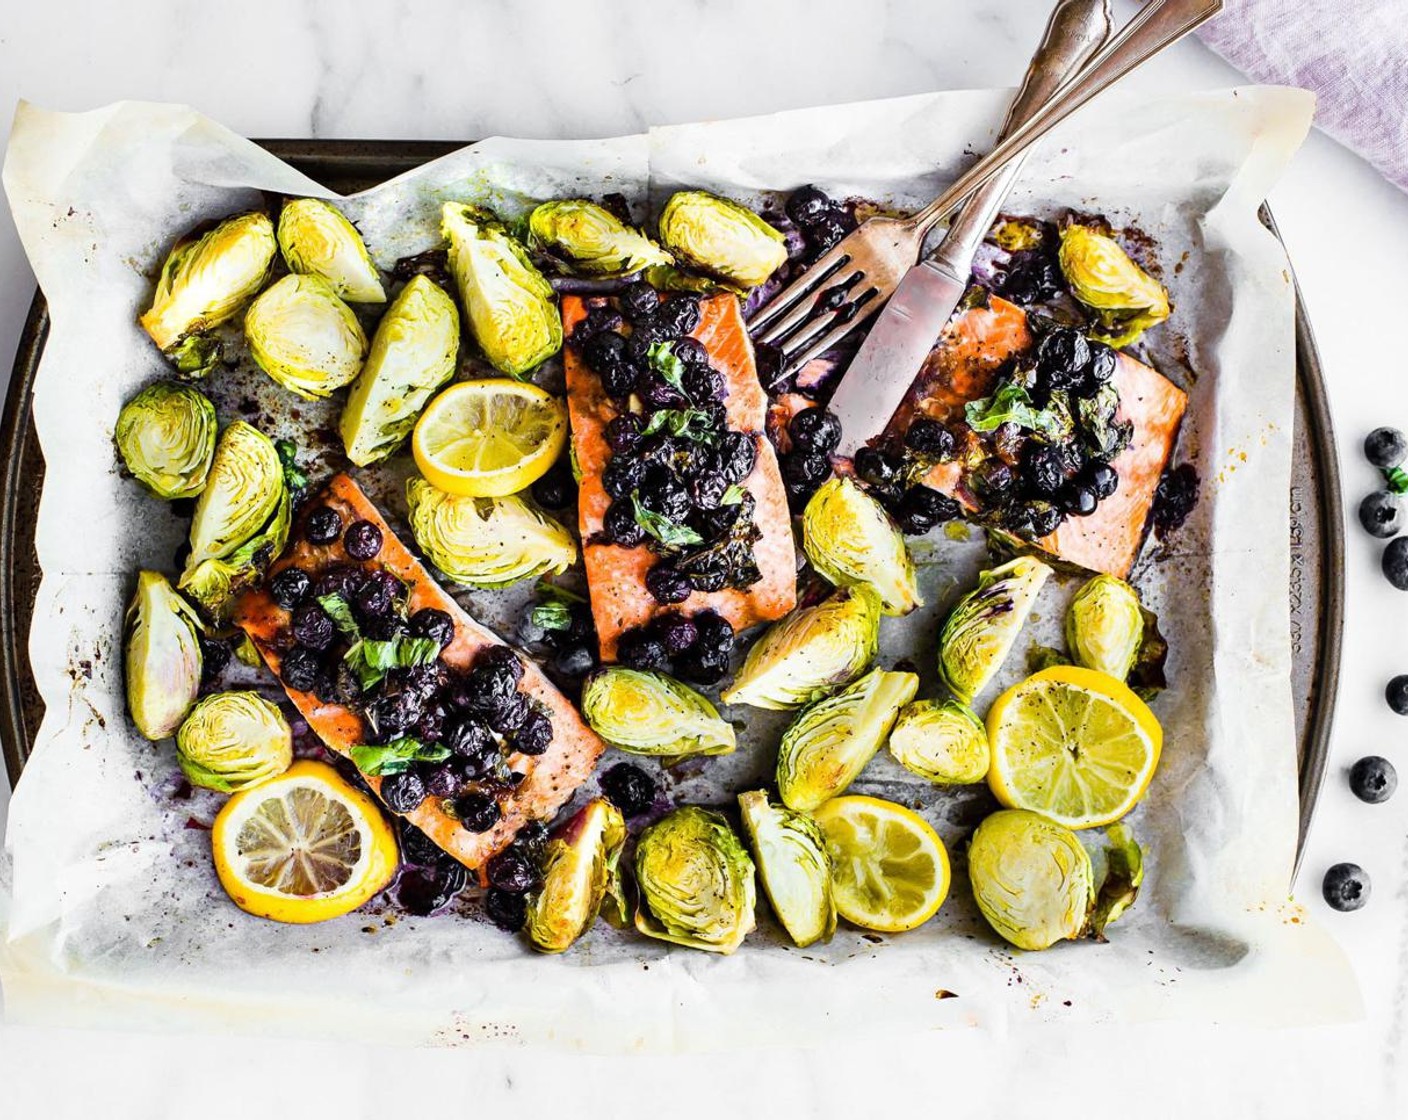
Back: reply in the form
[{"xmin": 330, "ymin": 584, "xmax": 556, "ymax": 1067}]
[
  {"xmin": 564, "ymin": 293, "xmax": 797, "ymax": 660},
  {"xmin": 885, "ymin": 295, "xmax": 1187, "ymax": 578},
  {"xmin": 233, "ymin": 473, "xmax": 605, "ymax": 870}
]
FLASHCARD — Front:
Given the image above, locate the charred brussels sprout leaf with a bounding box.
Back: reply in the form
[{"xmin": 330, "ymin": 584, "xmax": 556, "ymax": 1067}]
[
  {"xmin": 1090, "ymin": 822, "xmax": 1144, "ymax": 937},
  {"xmin": 245, "ymin": 273, "xmax": 368, "ymax": 400},
  {"xmin": 581, "ymin": 668, "xmax": 735, "ymax": 758},
  {"xmin": 526, "ymin": 798, "xmax": 627, "ymax": 953},
  {"xmin": 124, "ymin": 571, "xmax": 203, "ymax": 740},
  {"xmin": 737, "ymin": 789, "xmax": 836, "ymax": 947},
  {"xmin": 634, "ymin": 806, "xmax": 756, "ymax": 954},
  {"xmin": 340, "ymin": 275, "xmax": 460, "ymax": 466},
  {"xmin": 176, "ymin": 691, "xmax": 293, "ymax": 793},
  {"xmin": 937, "ymin": 556, "xmax": 1051, "ymax": 704},
  {"xmin": 1066, "ymin": 574, "xmax": 1144, "ymax": 682},
  {"xmin": 722, "ymin": 585, "xmax": 880, "ymax": 710},
  {"xmin": 1057, "ymin": 224, "xmax": 1170, "ymax": 347},
  {"xmin": 406, "ymin": 477, "xmax": 575, "ymax": 589},
  {"xmin": 887, "ymin": 699, "xmax": 990, "ymax": 785},
  {"xmin": 776, "ymin": 667, "xmax": 919, "ymax": 811},
  {"xmin": 658, "ymin": 191, "xmax": 788, "ymax": 289},
  {"xmin": 802, "ymin": 478, "xmax": 921, "ymax": 616},
  {"xmin": 968, "ymin": 809, "xmax": 1095, "ymax": 951},
  {"xmin": 527, "ymin": 199, "xmax": 672, "ymax": 277},
  {"xmin": 442, "ymin": 202, "xmax": 562, "ymax": 377},
  {"xmin": 114, "ymin": 381, "xmax": 217, "ymax": 500},
  {"xmin": 140, "ymin": 212, "xmax": 277, "ymax": 367},
  {"xmin": 277, "ymin": 198, "xmax": 386, "ymax": 303}
]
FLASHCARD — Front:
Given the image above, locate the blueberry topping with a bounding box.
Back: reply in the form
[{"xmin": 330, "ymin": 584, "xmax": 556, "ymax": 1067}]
[
  {"xmin": 512, "ymin": 707, "xmax": 554, "ymax": 756},
  {"xmin": 408, "ymin": 608, "xmax": 455, "ymax": 650},
  {"xmin": 484, "ymin": 886, "xmax": 527, "ymax": 931},
  {"xmin": 645, "ymin": 564, "xmax": 692, "ymax": 605},
  {"xmin": 903, "ymin": 417, "xmax": 956, "ymax": 459},
  {"xmin": 1365, "ymin": 427, "xmax": 1407, "ymax": 470},
  {"xmin": 199, "ymin": 637, "xmax": 233, "ymax": 683},
  {"xmin": 786, "ymin": 185, "xmax": 833, "ymax": 228},
  {"xmin": 1349, "ymin": 756, "xmax": 1397, "ymax": 804},
  {"xmin": 651, "ymin": 613, "xmax": 699, "ymax": 657},
  {"xmin": 603, "ymin": 500, "xmax": 647, "ymax": 548},
  {"xmin": 1322, "ymin": 862, "xmax": 1370, "ymax": 912},
  {"xmin": 789, "ymin": 407, "xmax": 842, "ymax": 455},
  {"xmin": 280, "ymin": 646, "xmax": 322, "ymax": 692},
  {"xmin": 1058, "ymin": 483, "xmax": 1098, "ymax": 517},
  {"xmin": 604, "ymin": 455, "xmax": 648, "ymax": 500},
  {"xmin": 606, "ymin": 414, "xmax": 644, "ymax": 456},
  {"xmin": 454, "ymin": 792, "xmax": 502, "ymax": 833},
  {"xmin": 1359, "ymin": 491, "xmax": 1402, "ymax": 539},
  {"xmin": 531, "ymin": 464, "xmax": 577, "ymax": 511},
  {"xmin": 854, "ymin": 446, "xmax": 903, "ymax": 489},
  {"xmin": 599, "ymin": 763, "xmax": 657, "ymax": 817},
  {"xmin": 486, "ymin": 847, "xmax": 539, "ymax": 894},
  {"xmin": 353, "ymin": 569, "xmax": 398, "ymax": 620},
  {"xmin": 617, "ymin": 630, "xmax": 669, "ymax": 671},
  {"xmin": 396, "ymin": 862, "xmax": 466, "ymax": 916},
  {"xmin": 619, "ymin": 281, "xmax": 659, "ymax": 322},
  {"xmin": 423, "ymin": 763, "xmax": 463, "ymax": 800},
  {"xmin": 1082, "ymin": 461, "xmax": 1120, "ymax": 500},
  {"xmin": 657, "ymin": 294, "xmax": 702, "ymax": 337},
  {"xmin": 398, "ymin": 821, "xmax": 442, "ymax": 866},
  {"xmin": 551, "ymin": 643, "xmax": 597, "ymax": 679},
  {"xmin": 343, "ymin": 519, "xmax": 383, "ymax": 561},
  {"xmin": 1021, "ymin": 443, "xmax": 1066, "ymax": 498},
  {"xmin": 269, "ymin": 567, "xmax": 312, "ymax": 610},
  {"xmin": 305, "ymin": 505, "xmax": 343, "ymax": 545},
  {"xmin": 896, "ymin": 485, "xmax": 961, "ymax": 536},
  {"xmin": 380, "ymin": 770, "xmax": 427, "ymax": 815},
  {"xmin": 290, "ymin": 602, "xmax": 335, "ymax": 651}
]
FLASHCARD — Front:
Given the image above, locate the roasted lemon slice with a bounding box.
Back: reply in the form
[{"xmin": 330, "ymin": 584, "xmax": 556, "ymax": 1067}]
[
  {"xmin": 412, "ymin": 379, "xmax": 567, "ymax": 497},
  {"xmin": 986, "ymin": 664, "xmax": 1162, "ymax": 830},
  {"xmin": 212, "ymin": 760, "xmax": 398, "ymax": 924},
  {"xmin": 813, "ymin": 795, "xmax": 950, "ymax": 933}
]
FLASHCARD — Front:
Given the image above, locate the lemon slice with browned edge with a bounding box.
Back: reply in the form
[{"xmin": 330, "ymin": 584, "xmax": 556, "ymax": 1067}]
[
  {"xmin": 212, "ymin": 760, "xmax": 399, "ymax": 924},
  {"xmin": 986, "ymin": 664, "xmax": 1162, "ymax": 830},
  {"xmin": 812, "ymin": 795, "xmax": 950, "ymax": 933},
  {"xmin": 412, "ymin": 379, "xmax": 567, "ymax": 498}
]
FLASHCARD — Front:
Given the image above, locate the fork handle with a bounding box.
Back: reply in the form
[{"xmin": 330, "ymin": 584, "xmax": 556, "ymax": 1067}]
[
  {"xmin": 929, "ymin": 0, "xmax": 1112, "ymax": 274},
  {"xmin": 911, "ymin": 0, "xmax": 1224, "ymax": 239}
]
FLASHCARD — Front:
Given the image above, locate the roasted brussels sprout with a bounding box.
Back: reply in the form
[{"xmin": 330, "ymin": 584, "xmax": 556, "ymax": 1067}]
[
  {"xmin": 938, "ymin": 556, "xmax": 1051, "ymax": 704},
  {"xmin": 581, "ymin": 668, "xmax": 735, "ymax": 758},
  {"xmin": 776, "ymin": 667, "xmax": 919, "ymax": 811},
  {"xmin": 442, "ymin": 202, "xmax": 562, "ymax": 376},
  {"xmin": 968, "ymin": 809, "xmax": 1094, "ymax": 951},
  {"xmin": 124, "ymin": 571, "xmax": 203, "ymax": 740},
  {"xmin": 1057, "ymin": 224, "xmax": 1170, "ymax": 347},
  {"xmin": 802, "ymin": 478, "xmax": 920, "ymax": 616},
  {"xmin": 1090, "ymin": 823, "xmax": 1144, "ymax": 936},
  {"xmin": 277, "ymin": 198, "xmax": 386, "ymax": 303},
  {"xmin": 1066, "ymin": 574, "xmax": 1144, "ymax": 682},
  {"xmin": 634, "ymin": 806, "xmax": 756, "ymax": 954},
  {"xmin": 887, "ymin": 699, "xmax": 990, "ymax": 785},
  {"xmin": 114, "ymin": 381, "xmax": 217, "ymax": 500},
  {"xmin": 181, "ymin": 487, "xmax": 292, "ymax": 620},
  {"xmin": 527, "ymin": 199, "xmax": 672, "ymax": 276},
  {"xmin": 176, "ymin": 690, "xmax": 293, "ymax": 793},
  {"xmin": 721, "ymin": 586, "xmax": 880, "ymax": 710},
  {"xmin": 526, "ymin": 798, "xmax": 627, "ymax": 953},
  {"xmin": 406, "ymin": 477, "xmax": 576, "ymax": 588},
  {"xmin": 658, "ymin": 190, "xmax": 787, "ymax": 288},
  {"xmin": 737, "ymin": 789, "xmax": 836, "ymax": 947},
  {"xmin": 339, "ymin": 275, "xmax": 460, "ymax": 466},
  {"xmin": 245, "ymin": 273, "xmax": 368, "ymax": 400},
  {"xmin": 139, "ymin": 212, "xmax": 277, "ymax": 371}
]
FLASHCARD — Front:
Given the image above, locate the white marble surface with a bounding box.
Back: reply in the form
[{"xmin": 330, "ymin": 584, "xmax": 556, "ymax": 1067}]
[{"xmin": 1, "ymin": 1, "xmax": 1405, "ymax": 1115}]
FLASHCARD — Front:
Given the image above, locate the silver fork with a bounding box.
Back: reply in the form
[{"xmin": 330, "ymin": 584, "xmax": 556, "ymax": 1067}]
[{"xmin": 748, "ymin": 0, "xmax": 1224, "ymax": 382}]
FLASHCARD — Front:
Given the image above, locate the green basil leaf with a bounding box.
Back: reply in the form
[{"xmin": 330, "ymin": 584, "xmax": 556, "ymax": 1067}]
[
  {"xmin": 963, "ymin": 382, "xmax": 1063, "ymax": 436},
  {"xmin": 647, "ymin": 341, "xmax": 687, "ymax": 394},
  {"xmin": 720, "ymin": 483, "xmax": 746, "ymax": 506},
  {"xmin": 343, "ymin": 634, "xmax": 440, "ymax": 691},
  {"xmin": 316, "ymin": 593, "xmax": 361, "ymax": 639},
  {"xmin": 632, "ymin": 492, "xmax": 703, "ymax": 547},
  {"xmin": 642, "ymin": 408, "xmax": 718, "ymax": 444},
  {"xmin": 275, "ymin": 439, "xmax": 309, "ymax": 493},
  {"xmin": 350, "ymin": 737, "xmax": 451, "ymax": 777}
]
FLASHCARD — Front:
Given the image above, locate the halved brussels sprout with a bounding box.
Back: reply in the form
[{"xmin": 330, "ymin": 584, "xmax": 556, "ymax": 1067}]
[
  {"xmin": 245, "ymin": 273, "xmax": 368, "ymax": 400},
  {"xmin": 277, "ymin": 198, "xmax": 386, "ymax": 303},
  {"xmin": 658, "ymin": 191, "xmax": 787, "ymax": 288},
  {"xmin": 776, "ymin": 667, "xmax": 919, "ymax": 812},
  {"xmin": 140, "ymin": 212, "xmax": 277, "ymax": 367},
  {"xmin": 114, "ymin": 381, "xmax": 217, "ymax": 500},
  {"xmin": 176, "ymin": 690, "xmax": 293, "ymax": 793},
  {"xmin": 1066, "ymin": 574, "xmax": 1144, "ymax": 682},
  {"xmin": 722, "ymin": 586, "xmax": 880, "ymax": 710},
  {"xmin": 124, "ymin": 571, "xmax": 203, "ymax": 740},
  {"xmin": 737, "ymin": 789, "xmax": 836, "ymax": 947},
  {"xmin": 442, "ymin": 202, "xmax": 562, "ymax": 376},
  {"xmin": 802, "ymin": 478, "xmax": 920, "ymax": 616},
  {"xmin": 339, "ymin": 275, "xmax": 460, "ymax": 466},
  {"xmin": 938, "ymin": 556, "xmax": 1051, "ymax": 704},
  {"xmin": 581, "ymin": 668, "xmax": 735, "ymax": 758},
  {"xmin": 526, "ymin": 798, "xmax": 627, "ymax": 953},
  {"xmin": 181, "ymin": 484, "xmax": 292, "ymax": 619},
  {"xmin": 1057, "ymin": 224, "xmax": 1170, "ymax": 347},
  {"xmin": 634, "ymin": 806, "xmax": 756, "ymax": 954},
  {"xmin": 405, "ymin": 477, "xmax": 576, "ymax": 588},
  {"xmin": 527, "ymin": 199, "xmax": 672, "ymax": 276},
  {"xmin": 968, "ymin": 809, "xmax": 1095, "ymax": 951},
  {"xmin": 887, "ymin": 699, "xmax": 990, "ymax": 785}
]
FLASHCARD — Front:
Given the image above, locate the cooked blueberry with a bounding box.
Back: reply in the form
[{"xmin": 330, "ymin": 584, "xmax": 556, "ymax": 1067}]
[
  {"xmin": 313, "ymin": 564, "xmax": 363, "ymax": 602},
  {"xmin": 786, "ymin": 185, "xmax": 833, "ymax": 228},
  {"xmin": 974, "ymin": 461, "xmax": 1017, "ymax": 503},
  {"xmin": 484, "ymin": 886, "xmax": 527, "ymax": 931},
  {"xmin": 599, "ymin": 359, "xmax": 639, "ymax": 401},
  {"xmin": 657, "ymin": 294, "xmax": 702, "ymax": 337},
  {"xmin": 305, "ymin": 505, "xmax": 343, "ymax": 545},
  {"xmin": 572, "ymin": 305, "xmax": 625, "ymax": 344},
  {"xmin": 904, "ymin": 418, "xmax": 957, "ymax": 458},
  {"xmin": 599, "ymin": 763, "xmax": 656, "ymax": 816},
  {"xmin": 445, "ymin": 714, "xmax": 494, "ymax": 757},
  {"xmin": 603, "ymin": 500, "xmax": 647, "ymax": 547},
  {"xmin": 854, "ymin": 446, "xmax": 902, "ymax": 488},
  {"xmin": 552, "ymin": 643, "xmax": 597, "ymax": 678},
  {"xmin": 397, "ymin": 862, "xmax": 466, "ymax": 916},
  {"xmin": 290, "ymin": 602, "xmax": 335, "ymax": 650},
  {"xmin": 512, "ymin": 707, "xmax": 553, "ymax": 756},
  {"xmin": 583, "ymin": 329, "xmax": 628, "ymax": 374},
  {"xmin": 1359, "ymin": 491, "xmax": 1402, "ymax": 539},
  {"xmin": 1082, "ymin": 461, "xmax": 1120, "ymax": 500},
  {"xmin": 1027, "ymin": 502, "xmax": 1064, "ymax": 537},
  {"xmin": 637, "ymin": 469, "xmax": 690, "ymax": 521},
  {"xmin": 640, "ymin": 378, "xmax": 688, "ymax": 411},
  {"xmin": 789, "ymin": 407, "xmax": 842, "ymax": 455},
  {"xmin": 1322, "ymin": 862, "xmax": 1370, "ymax": 912},
  {"xmin": 606, "ymin": 414, "xmax": 644, "ymax": 455},
  {"xmin": 897, "ymin": 485, "xmax": 960, "ymax": 535},
  {"xmin": 672, "ymin": 337, "xmax": 710, "ymax": 367},
  {"xmin": 617, "ymin": 630, "xmax": 669, "ymax": 671},
  {"xmin": 693, "ymin": 610, "xmax": 735, "ymax": 657},
  {"xmin": 480, "ymin": 645, "xmax": 525, "ymax": 687},
  {"xmin": 531, "ymin": 464, "xmax": 576, "ymax": 510},
  {"xmin": 651, "ymin": 613, "xmax": 699, "ymax": 657},
  {"xmin": 354, "ymin": 569, "xmax": 398, "ymax": 620},
  {"xmin": 1384, "ymin": 537, "xmax": 1408, "ymax": 590},
  {"xmin": 1365, "ymin": 427, "xmax": 1408, "ymax": 470},
  {"xmin": 280, "ymin": 646, "xmax": 322, "ymax": 692},
  {"xmin": 398, "ymin": 821, "xmax": 443, "ymax": 866},
  {"xmin": 1386, "ymin": 675, "xmax": 1408, "ymax": 716},
  {"xmin": 486, "ymin": 847, "xmax": 538, "ymax": 894},
  {"xmin": 683, "ymin": 363, "xmax": 725, "ymax": 402},
  {"xmin": 343, "ymin": 519, "xmax": 383, "ymax": 561},
  {"xmin": 1021, "ymin": 443, "xmax": 1066, "ymax": 498},
  {"xmin": 490, "ymin": 694, "xmax": 531, "ymax": 736},
  {"xmin": 718, "ymin": 431, "xmax": 758, "ymax": 484},
  {"xmin": 645, "ymin": 564, "xmax": 692, "ymax": 605},
  {"xmin": 806, "ymin": 214, "xmax": 848, "ymax": 255},
  {"xmin": 604, "ymin": 455, "xmax": 648, "ymax": 500},
  {"xmin": 1350, "ymin": 756, "xmax": 1397, "ymax": 804},
  {"xmin": 380, "ymin": 770, "xmax": 427, "ymax": 815},
  {"xmin": 199, "ymin": 637, "xmax": 233, "ymax": 683},
  {"xmin": 1037, "ymin": 327, "xmax": 1091, "ymax": 380},
  {"xmin": 415, "ymin": 702, "xmax": 447, "ymax": 743},
  {"xmin": 619, "ymin": 281, "xmax": 659, "ymax": 322},
  {"xmin": 409, "ymin": 608, "xmax": 455, "ymax": 650},
  {"xmin": 1085, "ymin": 344, "xmax": 1118, "ymax": 387},
  {"xmin": 454, "ymin": 792, "xmax": 502, "ymax": 833},
  {"xmin": 675, "ymin": 645, "xmax": 730, "ymax": 685},
  {"xmin": 1058, "ymin": 483, "xmax": 1098, "ymax": 517},
  {"xmin": 367, "ymin": 689, "xmax": 424, "ymax": 738},
  {"xmin": 781, "ymin": 451, "xmax": 831, "ymax": 489},
  {"xmin": 423, "ymin": 763, "xmax": 463, "ymax": 800},
  {"xmin": 269, "ymin": 567, "xmax": 312, "ymax": 610}
]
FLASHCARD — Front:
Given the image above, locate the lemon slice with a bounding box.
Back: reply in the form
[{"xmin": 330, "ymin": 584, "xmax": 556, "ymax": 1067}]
[
  {"xmin": 986, "ymin": 664, "xmax": 1162, "ymax": 830},
  {"xmin": 812, "ymin": 795, "xmax": 950, "ymax": 933},
  {"xmin": 211, "ymin": 760, "xmax": 399, "ymax": 924},
  {"xmin": 412, "ymin": 379, "xmax": 567, "ymax": 497}
]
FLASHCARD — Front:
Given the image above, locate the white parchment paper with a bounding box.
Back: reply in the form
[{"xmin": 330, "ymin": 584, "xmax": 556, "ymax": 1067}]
[{"xmin": 0, "ymin": 88, "xmax": 1358, "ymax": 1050}]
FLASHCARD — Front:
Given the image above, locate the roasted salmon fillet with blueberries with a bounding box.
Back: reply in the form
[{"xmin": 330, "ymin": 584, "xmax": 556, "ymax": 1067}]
[
  {"xmin": 563, "ymin": 287, "xmax": 797, "ymax": 669},
  {"xmin": 233, "ymin": 473, "xmax": 605, "ymax": 871}
]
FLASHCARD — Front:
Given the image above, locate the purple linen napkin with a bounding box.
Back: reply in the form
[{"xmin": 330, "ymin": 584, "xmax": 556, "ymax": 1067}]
[{"xmin": 1199, "ymin": 0, "xmax": 1408, "ymax": 191}]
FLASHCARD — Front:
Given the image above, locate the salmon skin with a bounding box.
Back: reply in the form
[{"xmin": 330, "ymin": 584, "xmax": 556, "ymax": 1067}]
[
  {"xmin": 564, "ymin": 292, "xmax": 797, "ymax": 660},
  {"xmin": 885, "ymin": 294, "xmax": 1187, "ymax": 579},
  {"xmin": 233, "ymin": 474, "xmax": 605, "ymax": 871}
]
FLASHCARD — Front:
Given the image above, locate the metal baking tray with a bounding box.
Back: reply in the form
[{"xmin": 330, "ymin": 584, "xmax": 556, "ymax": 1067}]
[{"xmin": 0, "ymin": 141, "xmax": 1343, "ymax": 883}]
